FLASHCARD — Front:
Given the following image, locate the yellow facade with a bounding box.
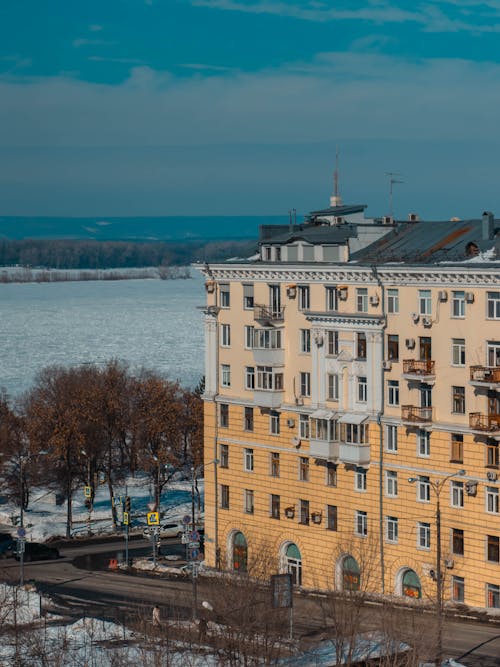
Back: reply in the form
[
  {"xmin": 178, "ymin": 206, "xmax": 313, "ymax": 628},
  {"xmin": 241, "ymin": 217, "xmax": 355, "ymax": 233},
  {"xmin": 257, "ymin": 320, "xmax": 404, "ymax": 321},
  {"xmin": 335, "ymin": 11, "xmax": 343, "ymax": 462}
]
[{"xmin": 201, "ymin": 260, "xmax": 500, "ymax": 611}]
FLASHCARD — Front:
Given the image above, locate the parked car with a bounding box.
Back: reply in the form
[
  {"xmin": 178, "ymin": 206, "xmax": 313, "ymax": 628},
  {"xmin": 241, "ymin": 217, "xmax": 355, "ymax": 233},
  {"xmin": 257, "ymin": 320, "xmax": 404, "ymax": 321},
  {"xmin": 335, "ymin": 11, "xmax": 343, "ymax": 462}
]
[
  {"xmin": 142, "ymin": 522, "xmax": 185, "ymax": 539},
  {"xmin": 0, "ymin": 536, "xmax": 16, "ymax": 558},
  {"xmin": 14, "ymin": 542, "xmax": 60, "ymax": 561}
]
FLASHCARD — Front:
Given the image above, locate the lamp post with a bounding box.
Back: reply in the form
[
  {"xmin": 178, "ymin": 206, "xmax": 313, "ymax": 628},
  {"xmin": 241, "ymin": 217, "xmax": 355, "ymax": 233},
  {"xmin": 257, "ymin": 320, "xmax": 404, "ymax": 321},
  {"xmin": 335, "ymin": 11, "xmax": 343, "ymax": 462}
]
[
  {"xmin": 408, "ymin": 469, "xmax": 466, "ymax": 665},
  {"xmin": 18, "ymin": 454, "xmax": 27, "ymax": 586}
]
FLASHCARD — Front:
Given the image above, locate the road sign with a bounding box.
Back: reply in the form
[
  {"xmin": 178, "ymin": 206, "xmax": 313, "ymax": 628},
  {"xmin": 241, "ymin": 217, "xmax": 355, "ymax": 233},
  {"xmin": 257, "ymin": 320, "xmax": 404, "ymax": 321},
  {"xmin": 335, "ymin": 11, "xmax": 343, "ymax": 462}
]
[
  {"xmin": 123, "ymin": 511, "xmax": 129, "ymax": 525},
  {"xmin": 189, "ymin": 548, "xmax": 199, "ymax": 560},
  {"xmin": 189, "ymin": 530, "xmax": 200, "ymax": 542},
  {"xmin": 84, "ymin": 485, "xmax": 92, "ymax": 498},
  {"xmin": 188, "ymin": 541, "xmax": 200, "ymax": 549},
  {"xmin": 17, "ymin": 527, "xmax": 26, "ymax": 538},
  {"xmin": 147, "ymin": 511, "xmax": 160, "ymax": 526},
  {"xmin": 17, "ymin": 540, "xmax": 25, "ymax": 554},
  {"xmin": 271, "ymin": 573, "xmax": 293, "ymax": 608},
  {"xmin": 182, "ymin": 514, "xmax": 191, "ymax": 525}
]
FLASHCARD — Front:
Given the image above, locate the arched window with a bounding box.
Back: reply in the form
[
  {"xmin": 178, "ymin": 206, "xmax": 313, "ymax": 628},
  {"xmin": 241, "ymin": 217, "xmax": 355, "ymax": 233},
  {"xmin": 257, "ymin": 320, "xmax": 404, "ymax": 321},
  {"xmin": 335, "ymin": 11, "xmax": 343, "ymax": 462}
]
[
  {"xmin": 286, "ymin": 543, "xmax": 302, "ymax": 586},
  {"xmin": 402, "ymin": 569, "xmax": 421, "ymax": 599},
  {"xmin": 233, "ymin": 531, "xmax": 248, "ymax": 572},
  {"xmin": 342, "ymin": 555, "xmax": 361, "ymax": 591}
]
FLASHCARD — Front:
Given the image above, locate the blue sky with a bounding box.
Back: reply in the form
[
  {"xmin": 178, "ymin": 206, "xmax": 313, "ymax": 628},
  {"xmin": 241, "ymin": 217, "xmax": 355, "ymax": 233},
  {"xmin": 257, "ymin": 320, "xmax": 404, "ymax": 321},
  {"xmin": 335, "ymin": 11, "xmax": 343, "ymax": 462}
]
[{"xmin": 1, "ymin": 0, "xmax": 500, "ymax": 218}]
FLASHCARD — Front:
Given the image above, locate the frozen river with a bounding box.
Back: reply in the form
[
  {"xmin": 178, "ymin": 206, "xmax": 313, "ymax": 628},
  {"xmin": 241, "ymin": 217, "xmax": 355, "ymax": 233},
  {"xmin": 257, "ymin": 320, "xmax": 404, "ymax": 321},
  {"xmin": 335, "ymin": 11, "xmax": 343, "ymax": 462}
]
[{"xmin": 0, "ymin": 272, "xmax": 205, "ymax": 400}]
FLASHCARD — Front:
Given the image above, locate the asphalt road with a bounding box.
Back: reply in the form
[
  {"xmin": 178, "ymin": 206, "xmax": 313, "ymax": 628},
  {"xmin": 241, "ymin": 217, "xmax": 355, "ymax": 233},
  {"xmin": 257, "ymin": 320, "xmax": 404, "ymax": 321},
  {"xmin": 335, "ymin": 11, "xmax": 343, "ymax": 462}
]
[{"xmin": 1, "ymin": 537, "xmax": 499, "ymax": 666}]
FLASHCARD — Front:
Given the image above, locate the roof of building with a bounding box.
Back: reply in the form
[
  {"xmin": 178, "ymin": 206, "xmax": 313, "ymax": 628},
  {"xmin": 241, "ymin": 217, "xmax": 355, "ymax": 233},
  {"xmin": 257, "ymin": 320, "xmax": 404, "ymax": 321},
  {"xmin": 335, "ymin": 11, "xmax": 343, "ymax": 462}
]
[
  {"xmin": 351, "ymin": 217, "xmax": 499, "ymax": 265},
  {"xmin": 308, "ymin": 203, "xmax": 368, "ymax": 218},
  {"xmin": 259, "ymin": 222, "xmax": 358, "ymax": 245}
]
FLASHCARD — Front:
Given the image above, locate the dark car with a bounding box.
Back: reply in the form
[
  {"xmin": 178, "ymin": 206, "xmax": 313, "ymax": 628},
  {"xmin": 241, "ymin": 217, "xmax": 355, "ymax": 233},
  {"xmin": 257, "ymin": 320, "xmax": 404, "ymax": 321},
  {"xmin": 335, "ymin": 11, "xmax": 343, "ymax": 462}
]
[
  {"xmin": 0, "ymin": 537, "xmax": 16, "ymax": 558},
  {"xmin": 14, "ymin": 542, "xmax": 60, "ymax": 562}
]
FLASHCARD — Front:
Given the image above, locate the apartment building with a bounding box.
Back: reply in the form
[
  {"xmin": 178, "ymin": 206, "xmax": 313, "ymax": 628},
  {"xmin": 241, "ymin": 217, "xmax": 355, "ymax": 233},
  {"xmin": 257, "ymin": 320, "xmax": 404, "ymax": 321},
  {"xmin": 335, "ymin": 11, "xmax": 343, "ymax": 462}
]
[{"xmin": 199, "ymin": 202, "xmax": 500, "ymax": 611}]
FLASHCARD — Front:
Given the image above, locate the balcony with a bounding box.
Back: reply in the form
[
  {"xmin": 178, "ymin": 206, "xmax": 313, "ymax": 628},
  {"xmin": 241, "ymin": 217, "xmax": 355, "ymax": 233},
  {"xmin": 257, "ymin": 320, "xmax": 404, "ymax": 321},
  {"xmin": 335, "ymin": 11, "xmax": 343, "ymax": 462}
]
[
  {"xmin": 252, "ymin": 348, "xmax": 285, "ymax": 364},
  {"xmin": 402, "ymin": 359, "xmax": 436, "ymax": 383},
  {"xmin": 469, "ymin": 366, "xmax": 500, "ymax": 387},
  {"xmin": 401, "ymin": 405, "xmax": 433, "ymax": 425},
  {"xmin": 469, "ymin": 412, "xmax": 500, "ymax": 434},
  {"xmin": 253, "ymin": 389, "xmax": 284, "ymax": 409},
  {"xmin": 338, "ymin": 443, "xmax": 371, "ymax": 466},
  {"xmin": 309, "ymin": 439, "xmax": 339, "ymax": 461},
  {"xmin": 253, "ymin": 304, "xmax": 284, "ymax": 326}
]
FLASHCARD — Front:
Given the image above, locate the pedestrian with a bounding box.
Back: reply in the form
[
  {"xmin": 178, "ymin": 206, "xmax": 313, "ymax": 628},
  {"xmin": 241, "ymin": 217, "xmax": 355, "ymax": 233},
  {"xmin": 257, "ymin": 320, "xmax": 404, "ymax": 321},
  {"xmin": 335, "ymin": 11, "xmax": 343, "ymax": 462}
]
[{"xmin": 152, "ymin": 604, "xmax": 161, "ymax": 627}]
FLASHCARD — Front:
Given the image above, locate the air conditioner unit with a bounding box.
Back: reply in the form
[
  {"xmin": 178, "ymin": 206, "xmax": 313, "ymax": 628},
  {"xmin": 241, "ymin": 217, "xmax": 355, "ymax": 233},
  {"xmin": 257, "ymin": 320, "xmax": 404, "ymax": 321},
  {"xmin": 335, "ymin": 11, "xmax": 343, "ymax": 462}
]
[
  {"xmin": 286, "ymin": 284, "xmax": 297, "ymax": 298},
  {"xmin": 411, "ymin": 312, "xmax": 420, "ymax": 323},
  {"xmin": 422, "ymin": 316, "xmax": 432, "ymax": 328},
  {"xmin": 286, "ymin": 418, "xmax": 295, "ymax": 428},
  {"xmin": 465, "ymin": 292, "xmax": 475, "ymax": 303},
  {"xmin": 369, "ymin": 295, "xmax": 379, "ymax": 306},
  {"xmin": 487, "ymin": 471, "xmax": 498, "ymax": 481},
  {"xmin": 438, "ymin": 290, "xmax": 448, "ymax": 302},
  {"xmin": 405, "ymin": 338, "xmax": 416, "ymax": 349},
  {"xmin": 465, "ymin": 481, "xmax": 478, "ymax": 496},
  {"xmin": 284, "ymin": 507, "xmax": 295, "ymax": 519},
  {"xmin": 311, "ymin": 512, "xmax": 322, "ymax": 524},
  {"xmin": 444, "ymin": 558, "xmax": 454, "ymax": 569},
  {"xmin": 291, "ymin": 436, "xmax": 301, "ymax": 448},
  {"xmin": 382, "ymin": 360, "xmax": 392, "ymax": 371}
]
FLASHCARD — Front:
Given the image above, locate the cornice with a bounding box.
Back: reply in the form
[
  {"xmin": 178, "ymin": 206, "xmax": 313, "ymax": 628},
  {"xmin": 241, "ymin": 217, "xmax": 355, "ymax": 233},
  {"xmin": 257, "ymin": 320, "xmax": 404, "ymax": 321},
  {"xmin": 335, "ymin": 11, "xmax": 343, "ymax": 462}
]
[{"xmin": 307, "ymin": 312, "xmax": 385, "ymax": 328}]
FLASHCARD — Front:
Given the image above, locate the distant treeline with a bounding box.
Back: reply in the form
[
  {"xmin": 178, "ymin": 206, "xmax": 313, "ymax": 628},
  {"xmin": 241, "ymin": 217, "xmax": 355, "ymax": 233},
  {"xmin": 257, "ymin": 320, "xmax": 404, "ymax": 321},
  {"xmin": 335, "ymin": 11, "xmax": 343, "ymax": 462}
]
[{"xmin": 0, "ymin": 238, "xmax": 256, "ymax": 270}]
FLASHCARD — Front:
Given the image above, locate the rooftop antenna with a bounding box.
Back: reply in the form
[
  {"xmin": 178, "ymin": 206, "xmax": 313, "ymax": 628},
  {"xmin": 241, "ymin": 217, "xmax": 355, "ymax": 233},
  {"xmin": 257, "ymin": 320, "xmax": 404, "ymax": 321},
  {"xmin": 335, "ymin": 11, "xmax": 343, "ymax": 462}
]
[
  {"xmin": 386, "ymin": 171, "xmax": 404, "ymax": 218},
  {"xmin": 330, "ymin": 146, "xmax": 342, "ymax": 207}
]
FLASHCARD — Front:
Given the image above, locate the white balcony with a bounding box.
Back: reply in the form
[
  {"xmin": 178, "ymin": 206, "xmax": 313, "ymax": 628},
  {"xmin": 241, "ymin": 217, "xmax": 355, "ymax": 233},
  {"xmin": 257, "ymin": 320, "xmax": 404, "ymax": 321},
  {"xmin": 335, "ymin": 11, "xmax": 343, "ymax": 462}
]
[
  {"xmin": 253, "ymin": 389, "xmax": 284, "ymax": 409},
  {"xmin": 309, "ymin": 439, "xmax": 339, "ymax": 461},
  {"xmin": 252, "ymin": 348, "xmax": 285, "ymax": 365},
  {"xmin": 339, "ymin": 443, "xmax": 371, "ymax": 466}
]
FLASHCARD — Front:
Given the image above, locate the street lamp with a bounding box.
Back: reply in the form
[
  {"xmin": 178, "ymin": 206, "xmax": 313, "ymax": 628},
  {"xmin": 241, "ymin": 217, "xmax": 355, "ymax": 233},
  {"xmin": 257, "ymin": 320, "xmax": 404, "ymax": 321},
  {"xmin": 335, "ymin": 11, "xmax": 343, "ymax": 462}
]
[
  {"xmin": 18, "ymin": 450, "xmax": 47, "ymax": 586},
  {"xmin": 408, "ymin": 469, "xmax": 466, "ymax": 665}
]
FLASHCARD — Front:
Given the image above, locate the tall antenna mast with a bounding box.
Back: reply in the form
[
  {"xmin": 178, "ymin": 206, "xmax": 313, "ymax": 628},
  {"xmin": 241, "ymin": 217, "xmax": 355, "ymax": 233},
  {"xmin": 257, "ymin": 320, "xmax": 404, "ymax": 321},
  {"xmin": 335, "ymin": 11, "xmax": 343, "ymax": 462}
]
[
  {"xmin": 386, "ymin": 171, "xmax": 404, "ymax": 218},
  {"xmin": 330, "ymin": 146, "xmax": 342, "ymax": 207}
]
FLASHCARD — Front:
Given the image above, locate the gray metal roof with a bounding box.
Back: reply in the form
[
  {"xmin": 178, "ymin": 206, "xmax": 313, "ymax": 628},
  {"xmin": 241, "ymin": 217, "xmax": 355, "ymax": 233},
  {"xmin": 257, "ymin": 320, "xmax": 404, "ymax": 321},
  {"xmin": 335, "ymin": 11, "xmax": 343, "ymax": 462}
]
[
  {"xmin": 308, "ymin": 204, "xmax": 367, "ymax": 217},
  {"xmin": 260, "ymin": 223, "xmax": 358, "ymax": 246}
]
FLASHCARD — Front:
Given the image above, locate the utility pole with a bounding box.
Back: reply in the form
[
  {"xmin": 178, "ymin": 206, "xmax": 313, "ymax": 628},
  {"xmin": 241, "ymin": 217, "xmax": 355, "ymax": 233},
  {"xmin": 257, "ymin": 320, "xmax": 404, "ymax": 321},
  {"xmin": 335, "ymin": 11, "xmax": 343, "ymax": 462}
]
[{"xmin": 386, "ymin": 171, "xmax": 404, "ymax": 218}]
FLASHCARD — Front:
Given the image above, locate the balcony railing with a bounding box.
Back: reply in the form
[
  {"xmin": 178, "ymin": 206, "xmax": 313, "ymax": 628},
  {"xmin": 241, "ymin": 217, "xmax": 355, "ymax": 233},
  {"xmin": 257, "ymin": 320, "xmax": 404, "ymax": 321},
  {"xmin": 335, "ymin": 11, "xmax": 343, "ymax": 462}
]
[
  {"xmin": 253, "ymin": 304, "xmax": 284, "ymax": 325},
  {"xmin": 469, "ymin": 412, "xmax": 500, "ymax": 433},
  {"xmin": 309, "ymin": 439, "xmax": 339, "ymax": 461},
  {"xmin": 469, "ymin": 366, "xmax": 500, "ymax": 385},
  {"xmin": 402, "ymin": 359, "xmax": 435, "ymax": 379},
  {"xmin": 338, "ymin": 443, "xmax": 371, "ymax": 466},
  {"xmin": 253, "ymin": 389, "xmax": 284, "ymax": 409},
  {"xmin": 401, "ymin": 405, "xmax": 433, "ymax": 424}
]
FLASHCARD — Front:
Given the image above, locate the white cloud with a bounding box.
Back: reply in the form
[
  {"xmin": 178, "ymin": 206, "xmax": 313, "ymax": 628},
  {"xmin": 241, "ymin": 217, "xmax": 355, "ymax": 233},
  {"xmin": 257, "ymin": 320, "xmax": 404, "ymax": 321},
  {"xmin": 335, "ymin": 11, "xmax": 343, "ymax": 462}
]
[
  {"xmin": 72, "ymin": 38, "xmax": 115, "ymax": 48},
  {"xmin": 88, "ymin": 24, "xmax": 104, "ymax": 32}
]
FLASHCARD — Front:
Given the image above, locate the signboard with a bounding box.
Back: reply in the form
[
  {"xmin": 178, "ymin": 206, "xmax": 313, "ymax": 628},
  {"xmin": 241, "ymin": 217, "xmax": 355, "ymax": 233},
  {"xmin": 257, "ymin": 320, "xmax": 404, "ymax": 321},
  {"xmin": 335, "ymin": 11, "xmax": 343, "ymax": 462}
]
[
  {"xmin": 147, "ymin": 511, "xmax": 160, "ymax": 526},
  {"xmin": 17, "ymin": 527, "xmax": 26, "ymax": 538},
  {"xmin": 17, "ymin": 540, "xmax": 25, "ymax": 555},
  {"xmin": 123, "ymin": 511, "xmax": 129, "ymax": 526},
  {"xmin": 189, "ymin": 548, "xmax": 199, "ymax": 560},
  {"xmin": 189, "ymin": 530, "xmax": 200, "ymax": 542},
  {"xmin": 271, "ymin": 573, "xmax": 293, "ymax": 608},
  {"xmin": 182, "ymin": 514, "xmax": 191, "ymax": 525},
  {"xmin": 188, "ymin": 541, "xmax": 200, "ymax": 549},
  {"xmin": 84, "ymin": 486, "xmax": 92, "ymax": 498}
]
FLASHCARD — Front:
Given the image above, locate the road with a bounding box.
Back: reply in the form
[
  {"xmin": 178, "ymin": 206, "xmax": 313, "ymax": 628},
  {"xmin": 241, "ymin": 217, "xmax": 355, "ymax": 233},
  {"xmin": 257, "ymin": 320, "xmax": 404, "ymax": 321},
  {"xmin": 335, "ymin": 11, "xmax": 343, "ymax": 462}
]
[{"xmin": 1, "ymin": 536, "xmax": 499, "ymax": 666}]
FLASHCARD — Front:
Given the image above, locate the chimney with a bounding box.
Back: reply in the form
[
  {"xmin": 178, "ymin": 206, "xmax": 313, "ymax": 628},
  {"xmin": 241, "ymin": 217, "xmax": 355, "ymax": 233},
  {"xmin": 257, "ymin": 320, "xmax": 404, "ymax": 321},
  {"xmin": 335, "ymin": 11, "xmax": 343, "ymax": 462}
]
[{"xmin": 482, "ymin": 211, "xmax": 494, "ymax": 240}]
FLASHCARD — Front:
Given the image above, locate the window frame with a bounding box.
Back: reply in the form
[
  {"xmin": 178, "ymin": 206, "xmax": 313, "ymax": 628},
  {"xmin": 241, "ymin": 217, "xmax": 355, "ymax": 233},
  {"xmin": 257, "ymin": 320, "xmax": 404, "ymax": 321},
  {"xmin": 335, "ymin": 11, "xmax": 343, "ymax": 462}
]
[
  {"xmin": 450, "ymin": 480, "xmax": 464, "ymax": 508},
  {"xmin": 221, "ymin": 364, "xmax": 231, "ymax": 388},
  {"xmin": 298, "ymin": 285, "xmax": 310, "ymax": 311},
  {"xmin": 300, "ymin": 372, "xmax": 311, "ymax": 397},
  {"xmin": 299, "ymin": 456, "xmax": 310, "ymax": 482},
  {"xmin": 451, "ymin": 290, "xmax": 465, "ymax": 318},
  {"xmin": 244, "ymin": 406, "xmax": 254, "ymax": 432},
  {"xmin": 244, "ymin": 489, "xmax": 254, "ymax": 514},
  {"xmin": 244, "ymin": 448, "xmax": 254, "ymax": 472},
  {"xmin": 451, "ymin": 338, "xmax": 466, "ymax": 366},
  {"xmin": 452, "ymin": 386, "xmax": 466, "ymax": 415},
  {"xmin": 245, "ymin": 366, "xmax": 255, "ymax": 390},
  {"xmin": 219, "ymin": 443, "xmax": 229, "ymax": 469},
  {"xmin": 387, "ymin": 288, "xmax": 399, "ymax": 314},
  {"xmin": 386, "ymin": 516, "xmax": 399, "ymax": 543},
  {"xmin": 220, "ymin": 323, "xmax": 231, "ymax": 347},
  {"xmin": 487, "ymin": 291, "xmax": 500, "ymax": 319},
  {"xmin": 418, "ymin": 289, "xmax": 432, "ymax": 316},
  {"xmin": 387, "ymin": 380, "xmax": 400, "ymax": 407},
  {"xmin": 270, "ymin": 452, "xmax": 280, "ymax": 478},
  {"xmin": 219, "ymin": 403, "xmax": 229, "ymax": 428},
  {"xmin": 386, "ymin": 424, "xmax": 398, "ymax": 453},
  {"xmin": 220, "ymin": 484, "xmax": 230, "ymax": 509},
  {"xmin": 417, "ymin": 521, "xmax": 431, "ymax": 549},
  {"xmin": 300, "ymin": 328, "xmax": 311, "ymax": 354},
  {"xmin": 385, "ymin": 470, "xmax": 398, "ymax": 498},
  {"xmin": 486, "ymin": 486, "xmax": 499, "ymax": 514},
  {"xmin": 355, "ymin": 509, "xmax": 368, "ymax": 537},
  {"xmin": 356, "ymin": 288, "xmax": 368, "ymax": 313}
]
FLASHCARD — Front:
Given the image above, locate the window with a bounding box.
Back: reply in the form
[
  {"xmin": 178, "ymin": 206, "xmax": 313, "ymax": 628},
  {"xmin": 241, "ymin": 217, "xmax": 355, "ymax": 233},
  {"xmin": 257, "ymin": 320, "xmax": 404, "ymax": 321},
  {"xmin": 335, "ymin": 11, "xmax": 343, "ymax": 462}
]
[
  {"xmin": 450, "ymin": 434, "xmax": 463, "ymax": 463},
  {"xmin": 244, "ymin": 407, "xmax": 254, "ymax": 431},
  {"xmin": 488, "ymin": 341, "xmax": 500, "ymax": 367},
  {"xmin": 356, "ymin": 288, "xmax": 368, "ymax": 313},
  {"xmin": 264, "ymin": 246, "xmax": 272, "ymax": 260},
  {"xmin": 487, "ymin": 535, "xmax": 500, "ymax": 562},
  {"xmin": 300, "ymin": 372, "xmax": 311, "ymax": 397},
  {"xmin": 325, "ymin": 286, "xmax": 338, "ymax": 311},
  {"xmin": 452, "ymin": 338, "xmax": 466, "ymax": 366},
  {"xmin": 244, "ymin": 448, "xmax": 254, "ymax": 472},
  {"xmin": 254, "ymin": 328, "xmax": 282, "ymax": 349},
  {"xmin": 486, "ymin": 486, "xmax": 499, "ymax": 514},
  {"xmin": 327, "ymin": 505, "xmax": 338, "ymax": 531},
  {"xmin": 486, "ymin": 441, "xmax": 499, "ymax": 468},
  {"xmin": 387, "ymin": 289, "xmax": 399, "ymax": 314},
  {"xmin": 417, "ymin": 476, "xmax": 431, "ymax": 502},
  {"xmin": 256, "ymin": 366, "xmax": 283, "ymax": 391},
  {"xmin": 385, "ymin": 470, "xmax": 398, "ymax": 497},
  {"xmin": 270, "ymin": 411, "xmax": 280, "ymax": 435},
  {"xmin": 244, "ymin": 489, "xmax": 254, "ymax": 514},
  {"xmin": 244, "ymin": 325, "xmax": 254, "ymax": 349},
  {"xmin": 418, "ymin": 289, "xmax": 432, "ymax": 316},
  {"xmin": 220, "ymin": 484, "xmax": 229, "ymax": 509},
  {"xmin": 270, "ymin": 452, "xmax": 280, "ymax": 477},
  {"xmin": 299, "ymin": 499, "xmax": 310, "ymax": 525},
  {"xmin": 357, "ymin": 376, "xmax": 367, "ymax": 402},
  {"xmin": 355, "ymin": 510, "xmax": 368, "ymax": 536},
  {"xmin": 221, "ymin": 323, "xmax": 231, "ymax": 347},
  {"xmin": 270, "ymin": 494, "xmax": 280, "ymax": 519},
  {"xmin": 221, "ymin": 364, "xmax": 231, "ymax": 387},
  {"xmin": 300, "ymin": 329, "xmax": 311, "ymax": 353},
  {"xmin": 420, "ymin": 382, "xmax": 432, "ymax": 407},
  {"xmin": 452, "ymin": 528, "xmax": 464, "ymax": 556},
  {"xmin": 387, "ymin": 334, "xmax": 399, "ymax": 361},
  {"xmin": 326, "ymin": 330, "xmax": 339, "ymax": 356},
  {"xmin": 355, "ymin": 469, "xmax": 367, "ymax": 491},
  {"xmin": 452, "ymin": 290, "xmax": 465, "ymax": 318},
  {"xmin": 220, "ymin": 444, "xmax": 229, "ymax": 469},
  {"xmin": 220, "ymin": 284, "xmax": 230, "ymax": 308},
  {"xmin": 299, "ymin": 457, "xmax": 309, "ymax": 482},
  {"xmin": 313, "ymin": 418, "xmax": 337, "ymax": 441},
  {"xmin": 356, "ymin": 332, "xmax": 367, "ymax": 359},
  {"xmin": 387, "ymin": 380, "xmax": 399, "ymax": 406},
  {"xmin": 269, "ymin": 284, "xmax": 281, "ymax": 316},
  {"xmin": 245, "ymin": 366, "xmax": 255, "ymax": 390},
  {"xmin": 487, "ymin": 292, "xmax": 500, "ymax": 319},
  {"xmin": 451, "ymin": 481, "xmax": 464, "ymax": 508},
  {"xmin": 452, "ymin": 386, "xmax": 466, "ymax": 414},
  {"xmin": 327, "ymin": 373, "xmax": 339, "ymax": 401},
  {"xmin": 386, "ymin": 425, "xmax": 398, "ymax": 452},
  {"xmin": 487, "ymin": 583, "xmax": 500, "ymax": 608},
  {"xmin": 452, "ymin": 576, "xmax": 465, "ymax": 603},
  {"xmin": 298, "ymin": 285, "xmax": 310, "ymax": 310},
  {"xmin": 386, "ymin": 516, "xmax": 398, "ymax": 543},
  {"xmin": 418, "ymin": 522, "xmax": 431, "ymax": 549},
  {"xmin": 219, "ymin": 403, "xmax": 229, "ymax": 428},
  {"xmin": 417, "ymin": 429, "xmax": 430, "ymax": 457},
  {"xmin": 243, "ymin": 283, "xmax": 254, "ymax": 309},
  {"xmin": 326, "ymin": 463, "xmax": 337, "ymax": 487},
  {"xmin": 299, "ymin": 414, "xmax": 310, "ymax": 439}
]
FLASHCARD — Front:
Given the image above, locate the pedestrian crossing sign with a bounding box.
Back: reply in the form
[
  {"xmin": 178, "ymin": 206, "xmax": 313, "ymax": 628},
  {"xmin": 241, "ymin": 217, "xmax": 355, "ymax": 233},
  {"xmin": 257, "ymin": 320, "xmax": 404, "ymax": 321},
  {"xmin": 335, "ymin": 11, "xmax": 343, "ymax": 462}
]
[
  {"xmin": 147, "ymin": 511, "xmax": 160, "ymax": 526},
  {"xmin": 84, "ymin": 486, "xmax": 92, "ymax": 498},
  {"xmin": 123, "ymin": 512, "xmax": 129, "ymax": 525}
]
